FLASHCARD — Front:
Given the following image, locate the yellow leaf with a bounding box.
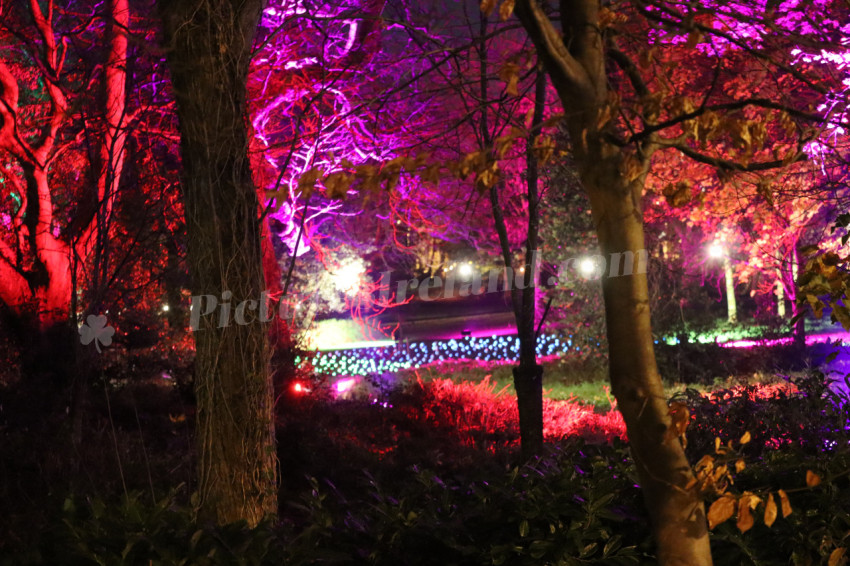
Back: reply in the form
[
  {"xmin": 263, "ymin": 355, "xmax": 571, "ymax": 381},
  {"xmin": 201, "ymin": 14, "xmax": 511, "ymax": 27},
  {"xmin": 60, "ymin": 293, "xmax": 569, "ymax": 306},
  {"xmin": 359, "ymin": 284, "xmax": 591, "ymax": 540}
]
[
  {"xmin": 499, "ymin": 0, "xmax": 515, "ymax": 20},
  {"xmin": 712, "ymin": 465, "xmax": 728, "ymax": 483},
  {"xmin": 778, "ymin": 489, "xmax": 792, "ymax": 517},
  {"xmin": 828, "ymin": 548, "xmax": 847, "ymax": 566},
  {"xmin": 498, "ymin": 62, "xmax": 520, "ymax": 97},
  {"xmin": 806, "ymin": 470, "xmax": 821, "ymax": 487},
  {"xmin": 735, "ymin": 459, "xmax": 746, "ymax": 473},
  {"xmin": 324, "ymin": 171, "xmax": 353, "ymax": 199},
  {"xmin": 297, "ymin": 167, "xmax": 322, "ymax": 198},
  {"xmin": 533, "ymin": 136, "xmax": 556, "ymax": 165},
  {"xmin": 707, "ymin": 495, "xmax": 736, "ymax": 529},
  {"xmin": 737, "ymin": 496, "xmax": 754, "ymax": 533},
  {"xmin": 495, "ymin": 130, "xmax": 521, "ymax": 160},
  {"xmin": 763, "ymin": 494, "xmax": 777, "ymax": 527},
  {"xmin": 740, "ymin": 431, "xmax": 751, "ymax": 445},
  {"xmin": 715, "ymin": 437, "xmax": 721, "ymax": 453},
  {"xmin": 480, "ymin": 0, "xmax": 496, "ymax": 16}
]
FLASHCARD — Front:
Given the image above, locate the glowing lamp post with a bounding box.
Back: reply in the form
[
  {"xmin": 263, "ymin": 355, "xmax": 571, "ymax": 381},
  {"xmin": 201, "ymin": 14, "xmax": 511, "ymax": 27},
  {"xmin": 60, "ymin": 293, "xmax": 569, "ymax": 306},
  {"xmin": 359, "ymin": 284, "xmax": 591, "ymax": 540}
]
[{"xmin": 709, "ymin": 241, "xmax": 737, "ymax": 324}]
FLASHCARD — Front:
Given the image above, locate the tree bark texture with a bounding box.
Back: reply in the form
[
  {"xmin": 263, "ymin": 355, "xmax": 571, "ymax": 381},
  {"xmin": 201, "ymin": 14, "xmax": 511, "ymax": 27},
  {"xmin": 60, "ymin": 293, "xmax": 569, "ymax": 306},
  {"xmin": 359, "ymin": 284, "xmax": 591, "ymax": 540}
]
[{"xmin": 159, "ymin": 0, "xmax": 277, "ymax": 526}]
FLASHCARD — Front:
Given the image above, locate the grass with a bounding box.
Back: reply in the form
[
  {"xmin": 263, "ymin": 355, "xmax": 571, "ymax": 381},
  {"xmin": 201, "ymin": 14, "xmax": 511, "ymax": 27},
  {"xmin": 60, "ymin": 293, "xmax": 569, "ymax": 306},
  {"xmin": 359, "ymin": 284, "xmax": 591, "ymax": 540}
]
[{"xmin": 399, "ymin": 357, "xmax": 793, "ymax": 411}]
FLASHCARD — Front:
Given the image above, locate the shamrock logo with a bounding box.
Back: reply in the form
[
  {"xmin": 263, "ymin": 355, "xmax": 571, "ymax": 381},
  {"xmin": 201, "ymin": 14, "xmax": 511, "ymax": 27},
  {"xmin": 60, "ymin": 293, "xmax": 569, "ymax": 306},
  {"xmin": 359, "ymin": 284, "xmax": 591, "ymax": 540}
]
[{"xmin": 79, "ymin": 314, "xmax": 115, "ymax": 353}]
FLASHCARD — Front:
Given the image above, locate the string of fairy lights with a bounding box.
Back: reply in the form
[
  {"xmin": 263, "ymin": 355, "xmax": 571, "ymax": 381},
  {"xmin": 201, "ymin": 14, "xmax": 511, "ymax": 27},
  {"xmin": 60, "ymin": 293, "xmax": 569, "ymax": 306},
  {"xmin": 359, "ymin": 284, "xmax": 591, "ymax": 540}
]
[
  {"xmin": 293, "ymin": 323, "xmax": 777, "ymax": 378},
  {"xmin": 295, "ymin": 334, "xmax": 577, "ymax": 377}
]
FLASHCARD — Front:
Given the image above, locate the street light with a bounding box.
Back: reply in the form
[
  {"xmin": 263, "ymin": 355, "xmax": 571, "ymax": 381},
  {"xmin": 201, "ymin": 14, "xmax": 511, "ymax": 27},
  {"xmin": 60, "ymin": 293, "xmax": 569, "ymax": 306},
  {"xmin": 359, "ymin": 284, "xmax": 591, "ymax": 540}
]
[
  {"xmin": 458, "ymin": 262, "xmax": 473, "ymax": 279},
  {"xmin": 578, "ymin": 257, "xmax": 597, "ymax": 279},
  {"xmin": 708, "ymin": 242, "xmax": 725, "ymax": 259}
]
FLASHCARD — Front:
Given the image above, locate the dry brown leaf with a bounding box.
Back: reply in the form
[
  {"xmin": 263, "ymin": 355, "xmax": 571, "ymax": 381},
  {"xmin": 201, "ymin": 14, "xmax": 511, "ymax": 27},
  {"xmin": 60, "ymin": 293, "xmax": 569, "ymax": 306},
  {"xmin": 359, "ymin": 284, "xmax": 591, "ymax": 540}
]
[
  {"xmin": 499, "ymin": 0, "xmax": 515, "ymax": 20},
  {"xmin": 763, "ymin": 493, "xmax": 777, "ymax": 527},
  {"xmin": 737, "ymin": 495, "xmax": 754, "ymax": 533},
  {"xmin": 707, "ymin": 495, "xmax": 736, "ymax": 529},
  {"xmin": 778, "ymin": 489, "xmax": 792, "ymax": 517},
  {"xmin": 806, "ymin": 470, "xmax": 821, "ymax": 487},
  {"xmin": 828, "ymin": 547, "xmax": 847, "ymax": 566}
]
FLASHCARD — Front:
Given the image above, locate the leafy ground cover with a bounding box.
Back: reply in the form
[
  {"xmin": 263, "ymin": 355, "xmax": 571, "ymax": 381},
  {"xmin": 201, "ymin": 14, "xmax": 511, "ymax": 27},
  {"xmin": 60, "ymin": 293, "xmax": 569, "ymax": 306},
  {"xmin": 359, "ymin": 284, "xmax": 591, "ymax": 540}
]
[{"xmin": 2, "ymin": 346, "xmax": 849, "ymax": 565}]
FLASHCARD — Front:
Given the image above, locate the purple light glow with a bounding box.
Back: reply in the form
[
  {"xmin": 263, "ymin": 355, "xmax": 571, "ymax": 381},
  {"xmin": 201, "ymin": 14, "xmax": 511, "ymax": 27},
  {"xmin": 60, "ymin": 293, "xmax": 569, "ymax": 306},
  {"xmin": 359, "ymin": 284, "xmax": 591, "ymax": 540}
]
[
  {"xmin": 721, "ymin": 332, "xmax": 849, "ymax": 349},
  {"xmin": 335, "ymin": 377, "xmax": 357, "ymax": 393}
]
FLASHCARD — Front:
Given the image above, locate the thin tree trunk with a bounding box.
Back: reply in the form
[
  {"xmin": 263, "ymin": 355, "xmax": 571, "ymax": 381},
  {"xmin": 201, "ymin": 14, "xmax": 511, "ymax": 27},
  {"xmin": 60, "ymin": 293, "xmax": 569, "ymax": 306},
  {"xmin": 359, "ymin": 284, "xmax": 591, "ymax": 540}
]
[
  {"xmin": 515, "ymin": 0, "xmax": 713, "ymax": 562},
  {"xmin": 586, "ymin": 159, "xmax": 711, "ymax": 565},
  {"xmin": 479, "ymin": 12, "xmax": 545, "ymax": 458},
  {"xmin": 159, "ymin": 0, "xmax": 277, "ymax": 526}
]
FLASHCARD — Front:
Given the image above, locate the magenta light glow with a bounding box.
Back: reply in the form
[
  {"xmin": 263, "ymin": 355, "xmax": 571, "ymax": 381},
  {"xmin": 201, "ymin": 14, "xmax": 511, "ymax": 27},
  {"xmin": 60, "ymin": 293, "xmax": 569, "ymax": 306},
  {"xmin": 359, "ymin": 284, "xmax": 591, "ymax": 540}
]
[
  {"xmin": 721, "ymin": 332, "xmax": 848, "ymax": 349},
  {"xmin": 335, "ymin": 377, "xmax": 356, "ymax": 393}
]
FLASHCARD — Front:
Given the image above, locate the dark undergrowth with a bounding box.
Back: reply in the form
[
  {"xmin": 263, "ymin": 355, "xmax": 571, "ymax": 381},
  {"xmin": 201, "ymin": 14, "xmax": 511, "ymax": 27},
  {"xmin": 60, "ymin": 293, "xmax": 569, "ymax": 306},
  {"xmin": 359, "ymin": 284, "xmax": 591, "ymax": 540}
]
[{"xmin": 1, "ymin": 346, "xmax": 849, "ymax": 564}]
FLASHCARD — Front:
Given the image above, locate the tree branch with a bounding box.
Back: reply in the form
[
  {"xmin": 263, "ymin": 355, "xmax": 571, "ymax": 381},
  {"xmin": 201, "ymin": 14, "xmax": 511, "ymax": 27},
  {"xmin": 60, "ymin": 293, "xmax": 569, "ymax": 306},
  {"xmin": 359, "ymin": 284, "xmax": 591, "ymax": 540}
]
[
  {"xmin": 514, "ymin": 0, "xmax": 597, "ymax": 106},
  {"xmin": 631, "ymin": 99, "xmax": 834, "ymax": 144},
  {"xmin": 666, "ymin": 142, "xmax": 807, "ymax": 172}
]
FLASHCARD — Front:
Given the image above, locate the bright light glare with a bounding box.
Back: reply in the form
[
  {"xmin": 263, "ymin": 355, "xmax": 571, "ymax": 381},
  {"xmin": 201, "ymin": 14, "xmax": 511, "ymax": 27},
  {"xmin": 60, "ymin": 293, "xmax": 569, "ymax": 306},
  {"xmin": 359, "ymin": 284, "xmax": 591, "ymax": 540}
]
[
  {"xmin": 162, "ymin": 304, "xmax": 170, "ymax": 312},
  {"xmin": 708, "ymin": 243, "xmax": 725, "ymax": 259},
  {"xmin": 335, "ymin": 378, "xmax": 356, "ymax": 393},
  {"xmin": 293, "ymin": 382, "xmax": 310, "ymax": 394},
  {"xmin": 578, "ymin": 257, "xmax": 597, "ymax": 277},
  {"xmin": 458, "ymin": 263, "xmax": 473, "ymax": 278},
  {"xmin": 333, "ymin": 261, "xmax": 365, "ymax": 296}
]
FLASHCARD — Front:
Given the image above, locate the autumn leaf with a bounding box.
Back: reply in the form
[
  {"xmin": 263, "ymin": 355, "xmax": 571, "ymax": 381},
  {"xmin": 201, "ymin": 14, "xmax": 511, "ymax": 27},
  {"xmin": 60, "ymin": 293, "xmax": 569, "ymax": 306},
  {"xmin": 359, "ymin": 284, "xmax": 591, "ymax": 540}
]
[
  {"xmin": 495, "ymin": 129, "xmax": 523, "ymax": 159},
  {"xmin": 498, "ymin": 62, "xmax": 520, "ymax": 97},
  {"xmin": 736, "ymin": 495, "xmax": 755, "ymax": 533},
  {"xmin": 297, "ymin": 167, "xmax": 322, "ymax": 198},
  {"xmin": 663, "ymin": 181, "xmax": 692, "ymax": 208},
  {"xmin": 533, "ymin": 136, "xmax": 556, "ymax": 165},
  {"xmin": 707, "ymin": 495, "xmax": 736, "ymax": 529},
  {"xmin": 763, "ymin": 493, "xmax": 777, "ymax": 527},
  {"xmin": 480, "ymin": 0, "xmax": 496, "ymax": 16},
  {"xmin": 324, "ymin": 171, "xmax": 353, "ymax": 199},
  {"xmin": 666, "ymin": 401, "xmax": 690, "ymax": 446},
  {"xmin": 739, "ymin": 431, "xmax": 751, "ymax": 445},
  {"xmin": 778, "ymin": 489, "xmax": 792, "ymax": 517},
  {"xmin": 499, "ymin": 0, "xmax": 515, "ymax": 20},
  {"xmin": 806, "ymin": 470, "xmax": 821, "ymax": 487},
  {"xmin": 828, "ymin": 548, "xmax": 847, "ymax": 566}
]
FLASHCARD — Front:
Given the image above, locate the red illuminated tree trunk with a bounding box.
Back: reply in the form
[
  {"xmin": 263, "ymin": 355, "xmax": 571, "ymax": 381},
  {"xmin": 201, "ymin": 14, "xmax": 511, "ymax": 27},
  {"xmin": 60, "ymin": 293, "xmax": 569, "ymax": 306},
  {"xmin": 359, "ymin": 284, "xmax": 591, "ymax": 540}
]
[
  {"xmin": 0, "ymin": 0, "xmax": 128, "ymax": 378},
  {"xmin": 515, "ymin": 1, "xmax": 713, "ymax": 564},
  {"xmin": 159, "ymin": 0, "xmax": 277, "ymax": 526}
]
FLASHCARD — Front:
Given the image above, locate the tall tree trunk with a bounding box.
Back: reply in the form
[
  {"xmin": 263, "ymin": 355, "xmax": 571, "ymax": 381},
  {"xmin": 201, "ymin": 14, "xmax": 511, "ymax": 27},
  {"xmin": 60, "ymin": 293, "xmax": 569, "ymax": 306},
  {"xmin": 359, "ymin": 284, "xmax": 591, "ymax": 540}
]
[
  {"xmin": 513, "ymin": 68, "xmax": 548, "ymax": 459},
  {"xmin": 159, "ymin": 0, "xmax": 277, "ymax": 526},
  {"xmin": 515, "ymin": 1, "xmax": 713, "ymax": 563},
  {"xmin": 479, "ymin": 12, "xmax": 545, "ymax": 458},
  {"xmin": 790, "ymin": 247, "xmax": 806, "ymax": 349},
  {"xmin": 582, "ymin": 150, "xmax": 712, "ymax": 565}
]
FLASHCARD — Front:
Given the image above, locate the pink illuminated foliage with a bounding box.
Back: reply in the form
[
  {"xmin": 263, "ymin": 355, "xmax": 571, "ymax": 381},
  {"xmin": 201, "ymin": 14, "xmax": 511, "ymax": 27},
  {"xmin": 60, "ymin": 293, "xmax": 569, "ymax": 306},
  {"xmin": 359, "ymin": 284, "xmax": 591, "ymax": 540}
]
[{"xmin": 0, "ymin": 0, "xmax": 186, "ymax": 367}]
